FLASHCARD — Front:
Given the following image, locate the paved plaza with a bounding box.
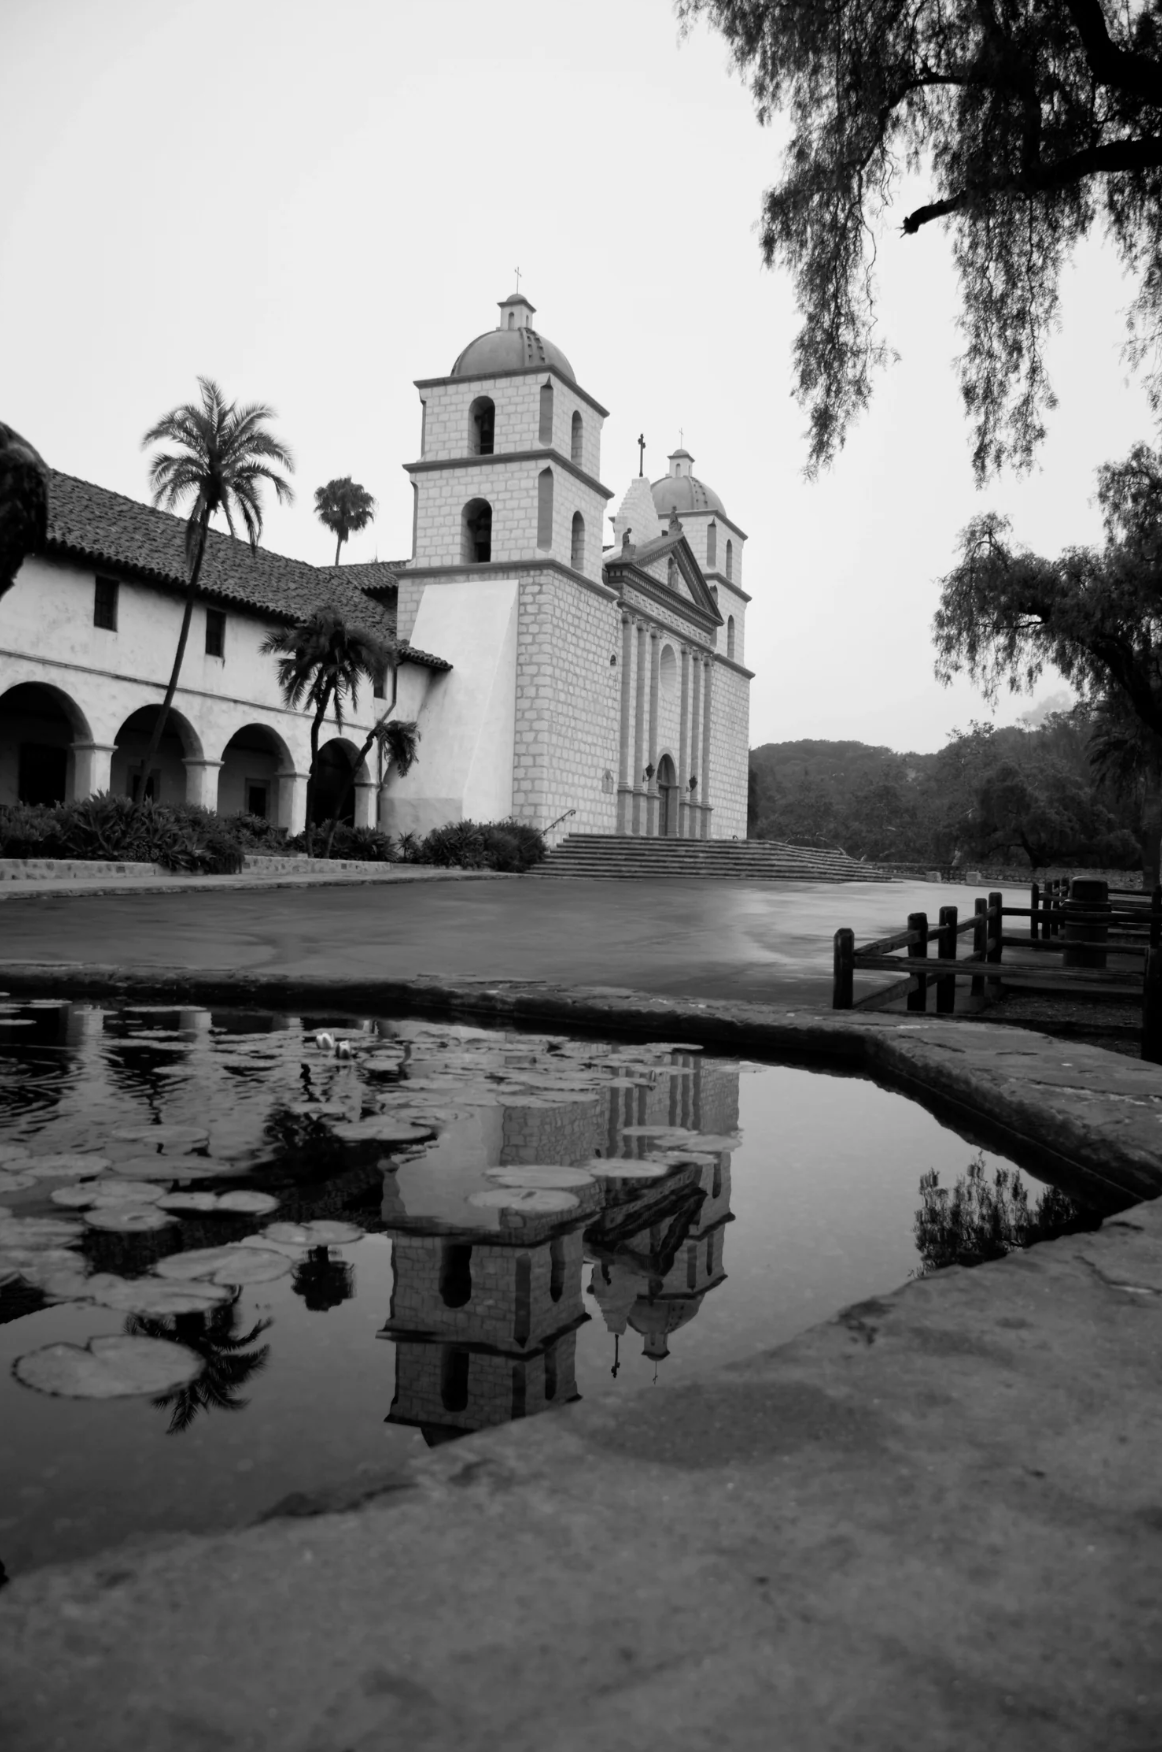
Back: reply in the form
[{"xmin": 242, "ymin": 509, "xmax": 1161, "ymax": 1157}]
[{"xmin": 0, "ymin": 876, "xmax": 1023, "ymax": 1007}]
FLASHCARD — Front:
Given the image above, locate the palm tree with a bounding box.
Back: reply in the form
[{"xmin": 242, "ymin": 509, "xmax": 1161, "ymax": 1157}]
[
  {"xmin": 139, "ymin": 378, "xmax": 293, "ymax": 789},
  {"xmin": 261, "ymin": 608, "xmax": 394, "ymax": 853},
  {"xmin": 315, "ymin": 477, "xmax": 376, "ymax": 566},
  {"xmin": 127, "ymin": 1302, "xmax": 272, "ymax": 1434},
  {"xmin": 323, "ymin": 715, "xmax": 420, "ymax": 857}
]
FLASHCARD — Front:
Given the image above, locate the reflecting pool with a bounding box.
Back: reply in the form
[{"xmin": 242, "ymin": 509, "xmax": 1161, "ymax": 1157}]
[{"xmin": 0, "ymin": 998, "xmax": 1098, "ymax": 1576}]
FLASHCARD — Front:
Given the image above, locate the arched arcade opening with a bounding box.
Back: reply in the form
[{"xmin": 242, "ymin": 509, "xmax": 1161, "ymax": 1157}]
[
  {"xmin": 310, "ymin": 737, "xmax": 373, "ymax": 828},
  {"xmin": 111, "ymin": 706, "xmax": 202, "ymax": 805},
  {"xmin": 0, "ymin": 683, "xmax": 92, "ymax": 807},
  {"xmin": 218, "ymin": 723, "xmax": 294, "ymax": 824}
]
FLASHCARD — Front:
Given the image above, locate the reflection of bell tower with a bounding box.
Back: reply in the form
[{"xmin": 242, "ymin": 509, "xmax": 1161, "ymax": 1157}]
[
  {"xmin": 588, "ymin": 1152, "xmax": 733, "ymax": 1368},
  {"xmin": 380, "ymin": 1226, "xmax": 589, "ymax": 1444}
]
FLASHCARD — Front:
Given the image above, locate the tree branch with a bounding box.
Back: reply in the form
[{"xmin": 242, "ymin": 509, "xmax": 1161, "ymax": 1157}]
[
  {"xmin": 1064, "ymin": 0, "xmax": 1162, "ymax": 106},
  {"xmin": 903, "ymin": 135, "xmax": 1162, "ymax": 233}
]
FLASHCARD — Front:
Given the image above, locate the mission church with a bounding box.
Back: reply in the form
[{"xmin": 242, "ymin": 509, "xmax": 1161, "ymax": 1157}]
[{"xmin": 0, "ymin": 292, "xmax": 752, "ymax": 839}]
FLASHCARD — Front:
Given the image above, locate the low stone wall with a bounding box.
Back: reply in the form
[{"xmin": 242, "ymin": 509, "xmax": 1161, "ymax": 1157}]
[
  {"xmin": 881, "ymin": 863, "xmax": 1145, "ymax": 890},
  {"xmin": 0, "ymin": 858, "xmax": 160, "ymax": 882}
]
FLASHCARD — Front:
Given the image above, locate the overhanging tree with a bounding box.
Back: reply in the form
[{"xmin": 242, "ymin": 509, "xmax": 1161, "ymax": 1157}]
[
  {"xmin": 679, "ymin": 0, "xmax": 1162, "ymax": 476},
  {"xmin": 934, "ymin": 443, "xmax": 1162, "ymax": 878}
]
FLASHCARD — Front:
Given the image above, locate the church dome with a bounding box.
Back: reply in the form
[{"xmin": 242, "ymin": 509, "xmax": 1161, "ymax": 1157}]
[
  {"xmin": 451, "ymin": 292, "xmax": 575, "ymax": 381},
  {"xmin": 650, "ymin": 448, "xmax": 725, "ymax": 517}
]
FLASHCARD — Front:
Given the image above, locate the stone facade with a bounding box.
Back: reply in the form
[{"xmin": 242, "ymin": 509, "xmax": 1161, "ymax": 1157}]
[{"xmin": 386, "ymin": 294, "xmax": 753, "ymax": 841}]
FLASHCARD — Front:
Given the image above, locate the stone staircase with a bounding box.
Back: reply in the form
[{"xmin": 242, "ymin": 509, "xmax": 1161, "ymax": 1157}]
[{"xmin": 532, "ymin": 834, "xmax": 891, "ymax": 882}]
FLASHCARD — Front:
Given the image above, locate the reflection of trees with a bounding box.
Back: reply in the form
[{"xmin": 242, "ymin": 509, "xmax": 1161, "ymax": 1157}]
[
  {"xmin": 126, "ymin": 1301, "xmax": 272, "ymax": 1434},
  {"xmin": 914, "ymin": 1154, "xmax": 1099, "ymax": 1274},
  {"xmin": 292, "ymin": 1246, "xmax": 354, "ymax": 1312}
]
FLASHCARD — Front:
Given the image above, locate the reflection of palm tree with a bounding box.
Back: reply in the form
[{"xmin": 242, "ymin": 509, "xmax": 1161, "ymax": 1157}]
[
  {"xmin": 914, "ymin": 1154, "xmax": 1097, "ymax": 1274},
  {"xmin": 126, "ymin": 1301, "xmax": 272, "ymax": 1434},
  {"xmin": 292, "ymin": 1246, "xmax": 354, "ymax": 1312}
]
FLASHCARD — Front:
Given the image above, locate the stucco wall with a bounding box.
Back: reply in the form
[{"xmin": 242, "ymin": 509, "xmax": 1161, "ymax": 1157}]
[{"xmin": 706, "ymin": 660, "xmax": 750, "ymax": 838}]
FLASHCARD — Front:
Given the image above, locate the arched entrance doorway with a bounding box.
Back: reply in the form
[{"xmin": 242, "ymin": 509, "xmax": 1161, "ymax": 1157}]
[
  {"xmin": 0, "ymin": 682, "xmax": 91, "ymax": 806},
  {"xmin": 112, "ymin": 706, "xmax": 202, "ymax": 805},
  {"xmin": 311, "ymin": 738, "xmax": 367, "ymax": 827},
  {"xmin": 219, "ymin": 723, "xmax": 293, "ymax": 824},
  {"xmin": 656, "ymin": 752, "xmax": 677, "ymax": 838}
]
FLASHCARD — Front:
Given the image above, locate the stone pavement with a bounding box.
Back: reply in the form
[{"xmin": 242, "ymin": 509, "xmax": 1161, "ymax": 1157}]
[{"xmin": 0, "ymin": 876, "xmax": 1020, "ymax": 1007}]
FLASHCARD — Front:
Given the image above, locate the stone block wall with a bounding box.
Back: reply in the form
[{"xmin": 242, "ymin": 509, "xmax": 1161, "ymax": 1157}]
[
  {"xmin": 512, "ymin": 573, "xmax": 621, "ymax": 833},
  {"xmin": 389, "ymin": 1329, "xmax": 581, "ymax": 1433},
  {"xmin": 418, "ymin": 370, "xmax": 605, "ymax": 482},
  {"xmin": 706, "ymin": 662, "xmax": 750, "ymax": 838},
  {"xmin": 386, "ymin": 1230, "xmax": 587, "ymax": 1349}
]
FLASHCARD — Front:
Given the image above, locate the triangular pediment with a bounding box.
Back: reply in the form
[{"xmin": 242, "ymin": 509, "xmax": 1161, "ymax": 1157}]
[{"xmin": 608, "ymin": 527, "xmax": 722, "ymax": 624}]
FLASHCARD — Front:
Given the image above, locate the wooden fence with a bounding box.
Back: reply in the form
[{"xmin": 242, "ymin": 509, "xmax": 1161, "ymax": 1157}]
[{"xmin": 833, "ymin": 881, "xmax": 1162, "ymax": 1062}]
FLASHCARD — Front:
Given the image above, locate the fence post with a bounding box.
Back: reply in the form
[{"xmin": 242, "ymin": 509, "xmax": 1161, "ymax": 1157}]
[
  {"xmin": 1143, "ymin": 945, "xmax": 1162, "ymax": 1063},
  {"xmin": 971, "ymin": 897, "xmax": 988, "ymax": 1000},
  {"xmin": 1152, "ymin": 885, "xmax": 1162, "ymax": 952},
  {"xmin": 906, "ymin": 911, "xmax": 928, "ymax": 1012},
  {"xmin": 833, "ymin": 928, "xmax": 855, "ymax": 1010},
  {"xmin": 987, "ymin": 891, "xmax": 1003, "ymax": 992},
  {"xmin": 1030, "ymin": 881, "xmax": 1040, "ymax": 941},
  {"xmin": 937, "ymin": 904, "xmax": 957, "ymax": 1013}
]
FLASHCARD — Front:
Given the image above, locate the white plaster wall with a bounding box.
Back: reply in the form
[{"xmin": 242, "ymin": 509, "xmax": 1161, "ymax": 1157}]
[
  {"xmin": 0, "ymin": 555, "xmax": 392, "ymax": 809},
  {"xmin": 381, "ymin": 577, "xmax": 519, "ymax": 837}
]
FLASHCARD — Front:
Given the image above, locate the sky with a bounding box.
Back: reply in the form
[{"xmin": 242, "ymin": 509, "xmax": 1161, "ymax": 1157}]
[{"xmin": 3, "ymin": 0, "xmax": 1156, "ymax": 754}]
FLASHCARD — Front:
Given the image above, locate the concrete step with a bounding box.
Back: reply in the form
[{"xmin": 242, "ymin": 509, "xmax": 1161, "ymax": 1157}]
[{"xmin": 533, "ymin": 834, "xmax": 890, "ymax": 882}]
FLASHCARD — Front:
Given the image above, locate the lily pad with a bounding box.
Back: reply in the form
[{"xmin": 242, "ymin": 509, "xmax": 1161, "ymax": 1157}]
[
  {"xmin": 154, "ymin": 1192, "xmax": 221, "ymax": 1214},
  {"xmin": 20, "ymin": 1154, "xmax": 114, "ymax": 1179},
  {"xmin": 261, "ymin": 1220, "xmax": 364, "ymax": 1246},
  {"xmin": 111, "ymin": 1124, "xmax": 210, "ymax": 1151},
  {"xmin": 52, "ymin": 1180, "xmax": 165, "ymax": 1208},
  {"xmin": 83, "ymin": 1274, "xmax": 232, "ymax": 1316},
  {"xmin": 114, "ymin": 1156, "xmax": 234, "ymax": 1182},
  {"xmin": 484, "ymin": 1167, "xmax": 597, "ymax": 1191},
  {"xmin": 583, "ymin": 1159, "xmax": 672, "ymax": 1180},
  {"xmin": 14, "ymin": 1335, "xmax": 203, "ymax": 1399},
  {"xmin": 154, "ymin": 1245, "xmax": 292, "ymax": 1285},
  {"xmin": 82, "ymin": 1206, "xmax": 176, "ymax": 1233},
  {"xmin": 467, "ymin": 1188, "xmax": 580, "ymax": 1215},
  {"xmin": 0, "ymin": 1215, "xmax": 84, "ymax": 1247},
  {"xmin": 329, "ymin": 1118, "xmax": 435, "ymax": 1145},
  {"xmin": 0, "ymin": 1144, "xmax": 34, "ymax": 1166},
  {"xmin": 0, "ymin": 1170, "xmax": 35, "ymax": 1194}
]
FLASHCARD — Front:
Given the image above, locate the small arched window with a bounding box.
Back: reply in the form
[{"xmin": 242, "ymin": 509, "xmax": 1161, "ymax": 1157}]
[
  {"xmin": 539, "ymin": 381, "xmax": 554, "ymax": 445},
  {"xmin": 439, "ymin": 1243, "xmax": 473, "ymax": 1308},
  {"xmin": 468, "ymin": 396, "xmax": 494, "ymax": 455},
  {"xmin": 462, "ymin": 497, "xmax": 492, "ymax": 564},
  {"xmin": 507, "ymin": 310, "xmax": 515, "ymax": 328},
  {"xmin": 570, "ymin": 510, "xmax": 585, "ymax": 570},
  {"xmin": 570, "ymin": 410, "xmax": 583, "ymax": 465},
  {"xmin": 441, "ymin": 1348, "xmax": 470, "ymax": 1413},
  {"xmin": 725, "ymin": 538, "xmax": 733, "ymax": 581},
  {"xmin": 706, "ymin": 520, "xmax": 717, "ymax": 569},
  {"xmin": 537, "ymin": 468, "xmax": 554, "ymax": 549},
  {"xmin": 727, "ymin": 615, "xmax": 736, "ymax": 659}
]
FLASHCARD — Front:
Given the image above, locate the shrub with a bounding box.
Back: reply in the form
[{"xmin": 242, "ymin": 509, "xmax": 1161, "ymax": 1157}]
[
  {"xmin": 403, "ymin": 817, "xmax": 547, "ymax": 872},
  {"xmin": 287, "ymin": 822, "xmax": 396, "ymax": 862},
  {"xmin": 0, "ymin": 794, "xmax": 247, "ymax": 873}
]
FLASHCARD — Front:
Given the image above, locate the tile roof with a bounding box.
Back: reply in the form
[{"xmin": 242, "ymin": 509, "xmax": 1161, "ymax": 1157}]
[{"xmin": 42, "ymin": 472, "xmax": 450, "ymax": 671}]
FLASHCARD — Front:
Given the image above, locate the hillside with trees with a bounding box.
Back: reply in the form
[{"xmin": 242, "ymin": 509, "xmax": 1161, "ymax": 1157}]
[{"xmin": 749, "ymin": 713, "xmax": 1144, "ymax": 873}]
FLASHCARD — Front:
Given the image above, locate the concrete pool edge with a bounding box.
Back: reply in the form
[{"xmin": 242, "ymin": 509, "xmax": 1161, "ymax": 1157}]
[
  {"xmin": 1, "ymin": 959, "xmax": 1160, "ymax": 1207},
  {"xmin": 1, "ymin": 1197, "xmax": 1160, "ymax": 1748}
]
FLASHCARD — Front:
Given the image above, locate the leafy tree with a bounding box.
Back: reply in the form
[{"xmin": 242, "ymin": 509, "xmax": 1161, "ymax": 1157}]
[
  {"xmin": 679, "ymin": 1, "xmax": 1162, "ymax": 476},
  {"xmin": 314, "ymin": 477, "xmax": 377, "ymax": 566},
  {"xmin": 913, "ymin": 1153, "xmax": 1095, "ymax": 1274},
  {"xmin": 934, "ymin": 443, "xmax": 1162, "ymax": 876},
  {"xmin": 141, "ymin": 378, "xmax": 293, "ymax": 786},
  {"xmin": 261, "ymin": 609, "xmax": 394, "ymax": 854}
]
